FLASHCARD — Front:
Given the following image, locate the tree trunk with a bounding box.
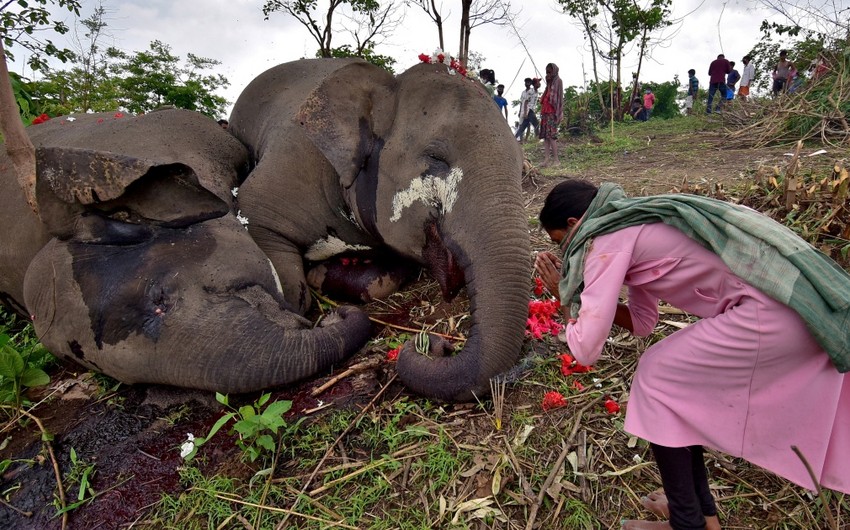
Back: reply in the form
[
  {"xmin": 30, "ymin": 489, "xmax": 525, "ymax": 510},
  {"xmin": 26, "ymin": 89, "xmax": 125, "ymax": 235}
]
[
  {"xmin": 459, "ymin": 0, "xmax": 472, "ymax": 65},
  {"xmin": 0, "ymin": 40, "xmax": 39, "ymax": 216}
]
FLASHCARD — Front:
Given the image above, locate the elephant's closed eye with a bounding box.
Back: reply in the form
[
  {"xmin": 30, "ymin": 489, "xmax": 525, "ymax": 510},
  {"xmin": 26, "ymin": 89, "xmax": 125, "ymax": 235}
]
[{"xmin": 424, "ymin": 155, "xmax": 450, "ymax": 178}]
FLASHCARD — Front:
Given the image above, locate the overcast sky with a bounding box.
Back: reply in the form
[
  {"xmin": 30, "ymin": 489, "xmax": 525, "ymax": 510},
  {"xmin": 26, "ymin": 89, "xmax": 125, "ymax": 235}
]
[{"xmin": 7, "ymin": 0, "xmax": 838, "ymax": 117}]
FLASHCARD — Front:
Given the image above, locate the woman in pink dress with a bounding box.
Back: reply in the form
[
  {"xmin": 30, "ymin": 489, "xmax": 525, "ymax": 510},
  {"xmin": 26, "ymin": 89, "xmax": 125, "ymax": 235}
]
[{"xmin": 534, "ymin": 179, "xmax": 850, "ymax": 530}]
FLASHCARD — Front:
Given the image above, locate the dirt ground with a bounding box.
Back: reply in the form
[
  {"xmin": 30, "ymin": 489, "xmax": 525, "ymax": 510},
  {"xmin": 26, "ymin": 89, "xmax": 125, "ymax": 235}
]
[{"xmin": 1, "ymin": 124, "xmax": 845, "ymax": 530}]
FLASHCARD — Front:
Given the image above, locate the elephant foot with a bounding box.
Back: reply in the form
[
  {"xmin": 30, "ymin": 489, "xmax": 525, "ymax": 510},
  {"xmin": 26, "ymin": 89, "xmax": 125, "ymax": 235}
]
[{"xmin": 307, "ymin": 250, "xmax": 419, "ymax": 304}]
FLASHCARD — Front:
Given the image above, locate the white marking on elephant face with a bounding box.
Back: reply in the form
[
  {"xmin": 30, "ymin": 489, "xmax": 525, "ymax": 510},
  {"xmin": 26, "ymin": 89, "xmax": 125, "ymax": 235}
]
[
  {"xmin": 267, "ymin": 259, "xmax": 284, "ymax": 295},
  {"xmin": 390, "ymin": 166, "xmax": 463, "ymax": 223},
  {"xmin": 305, "ymin": 235, "xmax": 372, "ymax": 261},
  {"xmin": 236, "ymin": 210, "xmax": 249, "ymax": 229}
]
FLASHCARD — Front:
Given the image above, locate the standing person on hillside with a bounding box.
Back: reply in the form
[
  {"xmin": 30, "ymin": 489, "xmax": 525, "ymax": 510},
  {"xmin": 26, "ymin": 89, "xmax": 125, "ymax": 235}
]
[
  {"xmin": 493, "ymin": 84, "xmax": 509, "ymax": 121},
  {"xmin": 706, "ymin": 53, "xmax": 731, "ymax": 113},
  {"xmin": 737, "ymin": 55, "xmax": 755, "ymax": 101},
  {"xmin": 540, "ymin": 63, "xmax": 564, "ymax": 167},
  {"xmin": 685, "ymin": 69, "xmax": 699, "ymax": 116},
  {"xmin": 535, "ymin": 179, "xmax": 850, "ymax": 530},
  {"xmin": 642, "ymin": 89, "xmax": 655, "ymax": 119},
  {"xmin": 515, "ymin": 77, "xmax": 540, "ymax": 143},
  {"xmin": 726, "ymin": 61, "xmax": 740, "ymax": 99},
  {"xmin": 772, "ymin": 50, "xmax": 795, "ymax": 95}
]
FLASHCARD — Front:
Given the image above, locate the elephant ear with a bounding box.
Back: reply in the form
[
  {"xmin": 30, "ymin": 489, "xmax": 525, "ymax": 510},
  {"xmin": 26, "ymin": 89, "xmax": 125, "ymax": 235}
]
[
  {"xmin": 35, "ymin": 146, "xmax": 231, "ymax": 240},
  {"xmin": 296, "ymin": 61, "xmax": 397, "ymax": 188}
]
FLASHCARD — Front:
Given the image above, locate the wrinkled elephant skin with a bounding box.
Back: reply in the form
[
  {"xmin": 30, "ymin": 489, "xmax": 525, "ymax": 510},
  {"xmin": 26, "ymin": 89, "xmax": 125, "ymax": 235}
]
[
  {"xmin": 1, "ymin": 110, "xmax": 371, "ymax": 393},
  {"xmin": 230, "ymin": 59, "xmax": 531, "ymax": 401}
]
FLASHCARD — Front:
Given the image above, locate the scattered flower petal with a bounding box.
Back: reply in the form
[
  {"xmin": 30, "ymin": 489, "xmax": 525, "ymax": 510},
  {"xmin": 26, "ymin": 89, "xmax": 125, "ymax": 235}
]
[
  {"xmin": 604, "ymin": 398, "xmax": 621, "ymax": 414},
  {"xmin": 179, "ymin": 433, "xmax": 196, "ymax": 458},
  {"xmin": 533, "ymin": 277, "xmax": 544, "ymax": 296},
  {"xmin": 231, "ymin": 187, "xmax": 239, "ymax": 198},
  {"xmin": 386, "ymin": 347, "xmax": 400, "ymax": 362},
  {"xmin": 542, "ymin": 391, "xmax": 567, "ymax": 411},
  {"xmin": 31, "ymin": 113, "xmax": 51, "ymax": 125}
]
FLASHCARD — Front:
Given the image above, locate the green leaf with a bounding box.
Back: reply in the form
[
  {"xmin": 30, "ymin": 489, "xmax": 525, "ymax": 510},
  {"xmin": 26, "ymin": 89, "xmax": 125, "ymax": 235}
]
[
  {"xmin": 256, "ymin": 393, "xmax": 271, "ymax": 407},
  {"xmin": 20, "ymin": 367, "xmax": 50, "ymax": 387},
  {"xmin": 263, "ymin": 400, "xmax": 292, "ymax": 417},
  {"xmin": 199, "ymin": 412, "xmax": 236, "ymax": 444},
  {"xmin": 0, "ymin": 347, "xmax": 24, "ymax": 378},
  {"xmin": 256, "ymin": 434, "xmax": 275, "ymax": 453},
  {"xmin": 215, "ymin": 392, "xmax": 228, "ymax": 406},
  {"xmin": 238, "ymin": 405, "xmax": 256, "ymax": 420}
]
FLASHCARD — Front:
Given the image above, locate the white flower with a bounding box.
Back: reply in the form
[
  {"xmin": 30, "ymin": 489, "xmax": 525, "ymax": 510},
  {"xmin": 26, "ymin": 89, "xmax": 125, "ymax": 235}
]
[
  {"xmin": 632, "ymin": 454, "xmax": 642, "ymax": 463},
  {"xmin": 236, "ymin": 210, "xmax": 249, "ymax": 228},
  {"xmin": 180, "ymin": 433, "xmax": 196, "ymax": 458},
  {"xmin": 66, "ymin": 116, "xmax": 76, "ymax": 122},
  {"xmin": 231, "ymin": 187, "xmax": 239, "ymax": 198}
]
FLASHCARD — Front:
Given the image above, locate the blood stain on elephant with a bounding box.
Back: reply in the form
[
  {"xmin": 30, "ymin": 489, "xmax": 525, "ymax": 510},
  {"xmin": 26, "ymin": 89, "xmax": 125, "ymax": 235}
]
[
  {"xmin": 70, "ymin": 225, "xmax": 215, "ymax": 348},
  {"xmin": 422, "ymin": 221, "xmax": 466, "ymax": 301}
]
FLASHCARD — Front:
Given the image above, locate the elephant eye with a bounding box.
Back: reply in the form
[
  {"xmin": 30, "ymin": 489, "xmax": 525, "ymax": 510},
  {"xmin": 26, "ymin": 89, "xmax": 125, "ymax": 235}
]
[{"xmin": 424, "ymin": 154, "xmax": 450, "ymax": 177}]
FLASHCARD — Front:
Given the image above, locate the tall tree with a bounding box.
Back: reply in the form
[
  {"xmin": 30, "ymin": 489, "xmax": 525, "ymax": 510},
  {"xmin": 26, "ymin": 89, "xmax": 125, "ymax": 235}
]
[
  {"xmin": 0, "ymin": 0, "xmax": 81, "ymax": 71},
  {"xmin": 262, "ymin": 0, "xmax": 398, "ymax": 63},
  {"xmin": 558, "ymin": 0, "xmax": 672, "ymax": 120},
  {"xmin": 458, "ymin": 0, "xmax": 515, "ymax": 67},
  {"xmin": 105, "ymin": 40, "xmax": 228, "ymax": 117},
  {"xmin": 406, "ymin": 0, "xmax": 446, "ymax": 51}
]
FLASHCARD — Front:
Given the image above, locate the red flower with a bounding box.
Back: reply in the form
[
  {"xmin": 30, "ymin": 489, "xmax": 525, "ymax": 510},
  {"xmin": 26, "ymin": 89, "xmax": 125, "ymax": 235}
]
[
  {"xmin": 114, "ymin": 112, "xmax": 124, "ymax": 118},
  {"xmin": 340, "ymin": 257, "xmax": 351, "ymax": 266},
  {"xmin": 542, "ymin": 391, "xmax": 567, "ymax": 411},
  {"xmin": 604, "ymin": 398, "xmax": 621, "ymax": 414},
  {"xmin": 525, "ymin": 299, "xmax": 563, "ymax": 339},
  {"xmin": 386, "ymin": 347, "xmax": 400, "ymax": 362},
  {"xmin": 418, "ymin": 53, "xmax": 431, "ymax": 63},
  {"xmin": 559, "ymin": 353, "xmax": 592, "ymax": 376},
  {"xmin": 436, "ymin": 53, "xmax": 445, "ymax": 63},
  {"xmin": 31, "ymin": 113, "xmax": 51, "ymax": 125},
  {"xmin": 533, "ymin": 277, "xmax": 544, "ymax": 296}
]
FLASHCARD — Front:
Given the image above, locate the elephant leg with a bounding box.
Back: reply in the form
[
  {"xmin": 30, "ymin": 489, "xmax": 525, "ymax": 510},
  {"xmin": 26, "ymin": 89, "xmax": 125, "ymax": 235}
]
[
  {"xmin": 248, "ymin": 226, "xmax": 312, "ymax": 315},
  {"xmin": 306, "ymin": 250, "xmax": 419, "ymax": 304}
]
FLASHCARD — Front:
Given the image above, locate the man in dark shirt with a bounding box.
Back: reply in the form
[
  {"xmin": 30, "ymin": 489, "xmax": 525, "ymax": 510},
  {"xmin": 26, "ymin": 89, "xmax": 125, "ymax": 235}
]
[{"xmin": 706, "ymin": 54, "xmax": 731, "ymax": 114}]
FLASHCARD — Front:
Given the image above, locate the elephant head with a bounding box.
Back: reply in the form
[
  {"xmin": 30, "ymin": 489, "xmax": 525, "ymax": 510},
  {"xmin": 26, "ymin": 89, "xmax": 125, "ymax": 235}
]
[
  {"xmin": 230, "ymin": 59, "xmax": 530, "ymax": 401},
  {"xmin": 2, "ymin": 110, "xmax": 371, "ymax": 393}
]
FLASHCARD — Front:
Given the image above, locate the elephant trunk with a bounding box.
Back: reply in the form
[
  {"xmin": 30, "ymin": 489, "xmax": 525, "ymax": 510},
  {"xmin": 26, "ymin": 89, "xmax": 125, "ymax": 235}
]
[
  {"xmin": 160, "ymin": 304, "xmax": 373, "ymax": 394},
  {"xmin": 396, "ymin": 172, "xmax": 531, "ymax": 402}
]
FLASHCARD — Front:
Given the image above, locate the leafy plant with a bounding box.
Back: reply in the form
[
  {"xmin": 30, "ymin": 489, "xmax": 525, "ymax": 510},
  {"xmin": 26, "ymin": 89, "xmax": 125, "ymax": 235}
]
[
  {"xmin": 183, "ymin": 393, "xmax": 295, "ymax": 463},
  {"xmin": 0, "ymin": 332, "xmax": 51, "ymax": 409},
  {"xmin": 53, "ymin": 447, "xmax": 97, "ymax": 516}
]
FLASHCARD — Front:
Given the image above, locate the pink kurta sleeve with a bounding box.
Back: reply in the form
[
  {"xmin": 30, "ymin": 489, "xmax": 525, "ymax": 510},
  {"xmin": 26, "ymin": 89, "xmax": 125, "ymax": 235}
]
[
  {"xmin": 626, "ymin": 286, "xmax": 659, "ymax": 336},
  {"xmin": 564, "ymin": 246, "xmax": 633, "ymax": 366}
]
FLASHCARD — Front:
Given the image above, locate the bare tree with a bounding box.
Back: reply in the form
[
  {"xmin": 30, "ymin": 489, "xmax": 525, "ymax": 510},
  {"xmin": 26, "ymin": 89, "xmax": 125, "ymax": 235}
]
[
  {"xmin": 758, "ymin": 0, "xmax": 849, "ymax": 38},
  {"xmin": 408, "ymin": 0, "xmax": 517, "ymax": 67},
  {"xmin": 406, "ymin": 0, "xmax": 447, "ymax": 51},
  {"xmin": 263, "ymin": 0, "xmax": 398, "ymax": 59},
  {"xmin": 341, "ymin": 1, "xmax": 404, "ymax": 56},
  {"xmin": 458, "ymin": 0, "xmax": 516, "ymax": 66}
]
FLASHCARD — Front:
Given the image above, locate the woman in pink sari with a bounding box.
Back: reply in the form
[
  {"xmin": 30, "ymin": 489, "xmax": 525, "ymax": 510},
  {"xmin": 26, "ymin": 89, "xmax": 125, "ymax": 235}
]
[{"xmin": 539, "ymin": 63, "xmax": 563, "ymax": 167}]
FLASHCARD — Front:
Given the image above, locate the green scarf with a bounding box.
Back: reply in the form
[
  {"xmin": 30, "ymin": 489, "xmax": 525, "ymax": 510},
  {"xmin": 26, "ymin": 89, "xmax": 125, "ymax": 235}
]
[{"xmin": 558, "ymin": 183, "xmax": 850, "ymax": 372}]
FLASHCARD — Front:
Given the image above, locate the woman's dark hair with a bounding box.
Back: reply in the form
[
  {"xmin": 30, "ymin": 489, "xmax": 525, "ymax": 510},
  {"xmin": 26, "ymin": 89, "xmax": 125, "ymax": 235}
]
[{"xmin": 539, "ymin": 179, "xmax": 599, "ymax": 230}]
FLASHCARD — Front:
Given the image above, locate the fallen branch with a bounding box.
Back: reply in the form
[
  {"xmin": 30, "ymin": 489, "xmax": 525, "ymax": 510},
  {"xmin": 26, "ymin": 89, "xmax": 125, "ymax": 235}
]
[
  {"xmin": 0, "ymin": 406, "xmax": 67, "ymax": 530},
  {"xmin": 791, "ymin": 445, "xmax": 838, "ymax": 530}
]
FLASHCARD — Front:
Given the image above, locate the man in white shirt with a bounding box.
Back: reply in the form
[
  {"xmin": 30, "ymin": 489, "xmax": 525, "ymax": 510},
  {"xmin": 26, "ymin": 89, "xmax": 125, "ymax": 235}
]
[
  {"xmin": 515, "ymin": 77, "xmax": 539, "ymax": 142},
  {"xmin": 738, "ymin": 55, "xmax": 756, "ymax": 101}
]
